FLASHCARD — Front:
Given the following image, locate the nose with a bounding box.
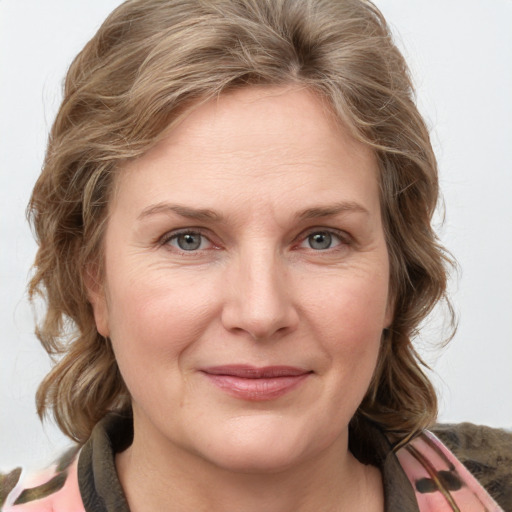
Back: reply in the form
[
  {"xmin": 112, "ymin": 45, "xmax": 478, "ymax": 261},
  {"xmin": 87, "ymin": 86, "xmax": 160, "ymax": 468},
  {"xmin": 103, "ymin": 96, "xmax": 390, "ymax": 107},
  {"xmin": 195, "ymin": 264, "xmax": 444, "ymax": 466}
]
[{"xmin": 221, "ymin": 247, "xmax": 299, "ymax": 341}]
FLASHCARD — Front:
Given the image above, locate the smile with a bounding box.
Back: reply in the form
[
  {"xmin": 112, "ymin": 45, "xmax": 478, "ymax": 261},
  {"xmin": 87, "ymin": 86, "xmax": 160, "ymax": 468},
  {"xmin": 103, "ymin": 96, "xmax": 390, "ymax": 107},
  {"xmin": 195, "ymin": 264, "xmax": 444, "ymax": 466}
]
[{"xmin": 201, "ymin": 365, "xmax": 312, "ymax": 401}]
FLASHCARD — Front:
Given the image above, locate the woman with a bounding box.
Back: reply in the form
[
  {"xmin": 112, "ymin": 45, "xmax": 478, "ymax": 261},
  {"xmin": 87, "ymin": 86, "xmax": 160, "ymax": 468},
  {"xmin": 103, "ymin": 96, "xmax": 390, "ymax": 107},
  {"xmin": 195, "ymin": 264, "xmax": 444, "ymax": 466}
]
[{"xmin": 1, "ymin": 0, "xmax": 510, "ymax": 511}]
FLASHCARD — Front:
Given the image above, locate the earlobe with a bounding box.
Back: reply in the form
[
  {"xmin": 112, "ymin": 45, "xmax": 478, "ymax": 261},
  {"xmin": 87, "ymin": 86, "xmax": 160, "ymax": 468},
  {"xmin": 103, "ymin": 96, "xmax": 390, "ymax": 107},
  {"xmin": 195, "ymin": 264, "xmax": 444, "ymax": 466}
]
[{"xmin": 84, "ymin": 264, "xmax": 110, "ymax": 337}]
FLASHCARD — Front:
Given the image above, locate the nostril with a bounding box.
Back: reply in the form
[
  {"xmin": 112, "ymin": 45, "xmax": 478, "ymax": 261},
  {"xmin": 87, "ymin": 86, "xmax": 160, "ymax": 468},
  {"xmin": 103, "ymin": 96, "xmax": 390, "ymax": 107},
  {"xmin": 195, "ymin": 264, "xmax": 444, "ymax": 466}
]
[{"xmin": 221, "ymin": 306, "xmax": 299, "ymax": 341}]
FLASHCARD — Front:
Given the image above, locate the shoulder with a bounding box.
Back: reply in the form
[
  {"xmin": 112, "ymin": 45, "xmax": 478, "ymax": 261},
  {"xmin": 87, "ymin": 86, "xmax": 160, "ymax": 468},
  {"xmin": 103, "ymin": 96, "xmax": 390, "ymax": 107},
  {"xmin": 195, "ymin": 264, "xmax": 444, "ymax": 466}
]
[
  {"xmin": 0, "ymin": 447, "xmax": 85, "ymax": 511},
  {"xmin": 431, "ymin": 422, "xmax": 512, "ymax": 508}
]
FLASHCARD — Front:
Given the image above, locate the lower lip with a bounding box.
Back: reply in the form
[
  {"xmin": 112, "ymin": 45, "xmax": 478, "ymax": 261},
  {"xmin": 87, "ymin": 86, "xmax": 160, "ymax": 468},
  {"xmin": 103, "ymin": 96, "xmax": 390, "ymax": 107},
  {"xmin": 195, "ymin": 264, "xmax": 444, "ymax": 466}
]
[{"xmin": 203, "ymin": 373, "xmax": 310, "ymax": 401}]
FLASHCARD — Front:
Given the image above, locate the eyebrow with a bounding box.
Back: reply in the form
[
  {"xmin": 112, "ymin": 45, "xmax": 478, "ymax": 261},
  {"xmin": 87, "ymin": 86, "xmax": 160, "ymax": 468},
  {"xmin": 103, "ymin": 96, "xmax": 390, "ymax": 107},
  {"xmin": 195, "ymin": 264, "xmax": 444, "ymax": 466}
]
[
  {"xmin": 296, "ymin": 201, "xmax": 369, "ymax": 220},
  {"xmin": 138, "ymin": 203, "xmax": 223, "ymax": 222},
  {"xmin": 137, "ymin": 200, "xmax": 368, "ymax": 222}
]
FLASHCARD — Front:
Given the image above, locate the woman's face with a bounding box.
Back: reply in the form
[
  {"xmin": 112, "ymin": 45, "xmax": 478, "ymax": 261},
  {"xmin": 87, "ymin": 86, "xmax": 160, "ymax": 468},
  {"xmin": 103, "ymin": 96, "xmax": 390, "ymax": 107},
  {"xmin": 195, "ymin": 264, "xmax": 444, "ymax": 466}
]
[{"xmin": 90, "ymin": 87, "xmax": 392, "ymax": 472}]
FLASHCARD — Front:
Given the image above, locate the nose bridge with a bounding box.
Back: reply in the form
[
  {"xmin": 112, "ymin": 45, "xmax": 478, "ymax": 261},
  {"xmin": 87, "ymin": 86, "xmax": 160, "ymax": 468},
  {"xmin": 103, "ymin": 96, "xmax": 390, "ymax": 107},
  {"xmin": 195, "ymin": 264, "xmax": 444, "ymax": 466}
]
[
  {"xmin": 243, "ymin": 244, "xmax": 283, "ymax": 308},
  {"xmin": 222, "ymin": 241, "xmax": 297, "ymax": 339}
]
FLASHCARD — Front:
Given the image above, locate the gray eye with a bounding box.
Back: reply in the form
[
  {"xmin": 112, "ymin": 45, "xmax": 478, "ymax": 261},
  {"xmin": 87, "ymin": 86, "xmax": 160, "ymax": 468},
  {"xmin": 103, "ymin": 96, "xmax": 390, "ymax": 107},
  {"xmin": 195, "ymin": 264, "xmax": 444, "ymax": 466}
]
[
  {"xmin": 176, "ymin": 233, "xmax": 202, "ymax": 251},
  {"xmin": 308, "ymin": 232, "xmax": 332, "ymax": 250}
]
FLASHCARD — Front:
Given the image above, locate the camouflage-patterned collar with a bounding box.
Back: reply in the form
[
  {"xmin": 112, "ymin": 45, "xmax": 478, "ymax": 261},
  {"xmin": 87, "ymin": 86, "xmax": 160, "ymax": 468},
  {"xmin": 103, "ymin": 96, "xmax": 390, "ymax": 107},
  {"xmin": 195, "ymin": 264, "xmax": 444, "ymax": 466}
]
[
  {"xmin": 76, "ymin": 413, "xmax": 419, "ymax": 512},
  {"xmin": 7, "ymin": 415, "xmax": 509, "ymax": 510},
  {"xmin": 78, "ymin": 413, "xmax": 133, "ymax": 512}
]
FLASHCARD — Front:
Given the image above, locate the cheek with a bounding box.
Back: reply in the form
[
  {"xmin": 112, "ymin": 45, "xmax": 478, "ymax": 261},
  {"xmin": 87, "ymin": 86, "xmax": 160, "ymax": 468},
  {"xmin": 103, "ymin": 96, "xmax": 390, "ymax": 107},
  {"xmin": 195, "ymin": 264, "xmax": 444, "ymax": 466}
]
[
  {"xmin": 305, "ymin": 268, "xmax": 390, "ymax": 336},
  {"xmin": 302, "ymin": 268, "xmax": 389, "ymax": 382},
  {"xmin": 104, "ymin": 265, "xmax": 219, "ymax": 366}
]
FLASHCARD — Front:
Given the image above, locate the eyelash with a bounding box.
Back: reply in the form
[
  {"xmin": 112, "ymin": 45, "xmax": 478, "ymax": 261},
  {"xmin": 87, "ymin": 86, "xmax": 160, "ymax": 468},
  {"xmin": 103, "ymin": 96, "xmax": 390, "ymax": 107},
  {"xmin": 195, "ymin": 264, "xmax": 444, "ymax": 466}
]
[
  {"xmin": 297, "ymin": 228, "xmax": 351, "ymax": 251},
  {"xmin": 159, "ymin": 229, "xmax": 216, "ymax": 253},
  {"xmin": 158, "ymin": 227, "xmax": 352, "ymax": 254}
]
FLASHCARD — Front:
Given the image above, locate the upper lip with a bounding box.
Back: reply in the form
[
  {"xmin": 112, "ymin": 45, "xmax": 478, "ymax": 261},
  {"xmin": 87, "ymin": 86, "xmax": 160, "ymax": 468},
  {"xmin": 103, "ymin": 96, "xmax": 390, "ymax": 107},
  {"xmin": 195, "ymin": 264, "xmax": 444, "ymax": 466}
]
[{"xmin": 201, "ymin": 365, "xmax": 310, "ymax": 378}]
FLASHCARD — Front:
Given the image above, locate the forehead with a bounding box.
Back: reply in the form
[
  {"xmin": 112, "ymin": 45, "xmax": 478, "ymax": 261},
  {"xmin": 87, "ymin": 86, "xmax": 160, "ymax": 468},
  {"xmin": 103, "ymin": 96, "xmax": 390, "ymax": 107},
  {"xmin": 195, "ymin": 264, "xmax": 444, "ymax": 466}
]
[
  {"xmin": 114, "ymin": 86, "xmax": 380, "ymax": 219},
  {"xmin": 149, "ymin": 86, "xmax": 372, "ymax": 166}
]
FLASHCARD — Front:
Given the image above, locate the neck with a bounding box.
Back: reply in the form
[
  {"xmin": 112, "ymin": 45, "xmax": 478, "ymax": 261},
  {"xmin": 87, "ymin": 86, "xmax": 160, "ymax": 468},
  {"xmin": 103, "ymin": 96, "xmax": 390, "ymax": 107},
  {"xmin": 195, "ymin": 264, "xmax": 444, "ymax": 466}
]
[{"xmin": 115, "ymin": 422, "xmax": 383, "ymax": 512}]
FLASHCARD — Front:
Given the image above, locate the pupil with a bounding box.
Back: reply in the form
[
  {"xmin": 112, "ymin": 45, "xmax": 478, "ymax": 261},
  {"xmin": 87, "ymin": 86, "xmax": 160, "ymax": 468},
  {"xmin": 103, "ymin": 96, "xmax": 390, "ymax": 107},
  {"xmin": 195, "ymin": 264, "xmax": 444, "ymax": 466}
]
[
  {"xmin": 178, "ymin": 233, "xmax": 201, "ymax": 251},
  {"xmin": 309, "ymin": 232, "xmax": 331, "ymax": 250}
]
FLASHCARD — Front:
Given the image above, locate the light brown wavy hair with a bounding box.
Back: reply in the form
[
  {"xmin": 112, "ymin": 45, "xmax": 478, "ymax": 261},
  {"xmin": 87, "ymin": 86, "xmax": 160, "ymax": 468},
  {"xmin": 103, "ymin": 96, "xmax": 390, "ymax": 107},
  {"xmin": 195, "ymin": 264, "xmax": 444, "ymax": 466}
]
[{"xmin": 29, "ymin": 0, "xmax": 454, "ymax": 443}]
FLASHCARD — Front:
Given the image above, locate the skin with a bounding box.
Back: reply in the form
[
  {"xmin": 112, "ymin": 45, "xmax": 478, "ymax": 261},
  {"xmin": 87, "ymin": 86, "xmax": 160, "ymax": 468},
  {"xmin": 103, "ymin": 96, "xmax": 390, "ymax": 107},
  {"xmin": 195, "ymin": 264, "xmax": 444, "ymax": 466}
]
[{"xmin": 89, "ymin": 86, "xmax": 392, "ymax": 512}]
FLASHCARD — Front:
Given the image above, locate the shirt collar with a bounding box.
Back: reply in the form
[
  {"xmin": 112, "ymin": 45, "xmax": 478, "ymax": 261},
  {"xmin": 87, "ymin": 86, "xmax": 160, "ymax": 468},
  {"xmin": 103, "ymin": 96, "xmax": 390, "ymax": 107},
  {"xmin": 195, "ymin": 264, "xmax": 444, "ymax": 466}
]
[{"xmin": 78, "ymin": 413, "xmax": 419, "ymax": 511}]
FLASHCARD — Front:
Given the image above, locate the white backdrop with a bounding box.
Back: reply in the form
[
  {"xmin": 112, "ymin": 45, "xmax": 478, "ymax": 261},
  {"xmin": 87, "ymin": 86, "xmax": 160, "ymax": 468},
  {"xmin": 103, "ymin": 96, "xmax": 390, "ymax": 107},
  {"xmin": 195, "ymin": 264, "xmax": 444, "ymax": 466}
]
[{"xmin": 1, "ymin": 1, "xmax": 511, "ymax": 469}]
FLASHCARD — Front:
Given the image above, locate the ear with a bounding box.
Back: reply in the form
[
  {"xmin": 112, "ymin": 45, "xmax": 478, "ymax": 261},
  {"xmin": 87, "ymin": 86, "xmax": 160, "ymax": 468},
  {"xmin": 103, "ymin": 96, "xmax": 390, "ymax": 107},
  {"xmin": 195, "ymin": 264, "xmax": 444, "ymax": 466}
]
[{"xmin": 84, "ymin": 263, "xmax": 110, "ymax": 338}]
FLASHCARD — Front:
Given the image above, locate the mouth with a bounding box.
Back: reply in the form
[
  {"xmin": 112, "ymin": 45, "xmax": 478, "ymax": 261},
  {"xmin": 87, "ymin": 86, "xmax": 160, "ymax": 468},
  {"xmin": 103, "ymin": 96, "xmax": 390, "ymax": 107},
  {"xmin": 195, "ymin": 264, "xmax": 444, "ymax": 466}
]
[{"xmin": 200, "ymin": 365, "xmax": 312, "ymax": 401}]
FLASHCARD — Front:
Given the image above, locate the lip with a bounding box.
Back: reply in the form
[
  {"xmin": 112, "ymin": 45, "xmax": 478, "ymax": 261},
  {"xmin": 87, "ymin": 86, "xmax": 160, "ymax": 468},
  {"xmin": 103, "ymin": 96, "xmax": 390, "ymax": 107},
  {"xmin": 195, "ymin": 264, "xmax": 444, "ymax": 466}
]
[{"xmin": 201, "ymin": 365, "xmax": 312, "ymax": 401}]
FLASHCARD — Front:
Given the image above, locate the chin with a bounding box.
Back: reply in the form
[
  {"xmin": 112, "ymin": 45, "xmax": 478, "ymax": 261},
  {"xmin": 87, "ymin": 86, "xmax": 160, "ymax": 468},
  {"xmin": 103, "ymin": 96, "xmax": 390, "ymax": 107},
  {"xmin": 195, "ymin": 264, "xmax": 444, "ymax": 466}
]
[
  {"xmin": 188, "ymin": 416, "xmax": 331, "ymax": 474},
  {"xmin": 205, "ymin": 441, "xmax": 306, "ymax": 474}
]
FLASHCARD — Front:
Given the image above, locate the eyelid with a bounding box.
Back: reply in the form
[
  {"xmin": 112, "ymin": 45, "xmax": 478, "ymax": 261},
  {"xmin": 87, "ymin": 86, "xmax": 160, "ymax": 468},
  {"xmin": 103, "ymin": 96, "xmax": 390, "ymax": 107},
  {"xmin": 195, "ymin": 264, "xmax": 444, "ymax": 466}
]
[
  {"xmin": 295, "ymin": 227, "xmax": 352, "ymax": 247},
  {"xmin": 156, "ymin": 226, "xmax": 352, "ymax": 252},
  {"xmin": 158, "ymin": 228, "xmax": 218, "ymax": 251}
]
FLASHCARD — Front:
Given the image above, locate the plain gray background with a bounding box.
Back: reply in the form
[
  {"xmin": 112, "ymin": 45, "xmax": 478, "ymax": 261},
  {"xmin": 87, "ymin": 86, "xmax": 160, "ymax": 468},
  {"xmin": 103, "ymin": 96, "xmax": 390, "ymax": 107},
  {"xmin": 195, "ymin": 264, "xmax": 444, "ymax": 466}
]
[{"xmin": 1, "ymin": 0, "xmax": 511, "ymax": 469}]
